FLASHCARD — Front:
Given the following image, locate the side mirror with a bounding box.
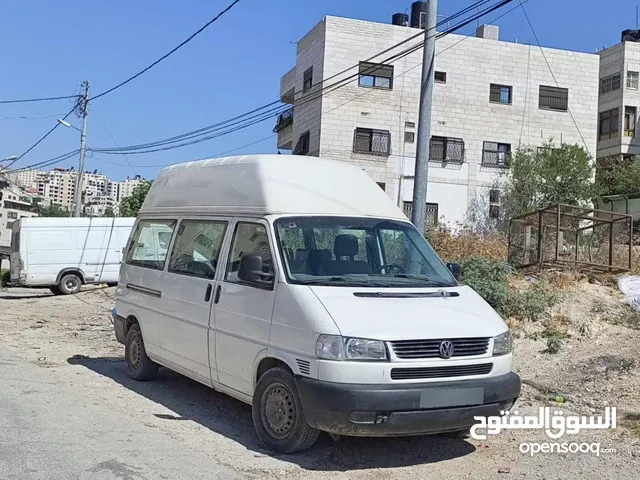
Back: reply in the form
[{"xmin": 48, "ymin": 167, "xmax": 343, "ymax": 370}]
[
  {"xmin": 238, "ymin": 254, "xmax": 273, "ymax": 284},
  {"xmin": 447, "ymin": 262, "xmax": 462, "ymax": 281}
]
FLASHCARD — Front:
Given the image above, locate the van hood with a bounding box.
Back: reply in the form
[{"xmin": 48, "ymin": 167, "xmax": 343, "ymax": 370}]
[{"xmin": 309, "ymin": 285, "xmax": 507, "ymax": 340}]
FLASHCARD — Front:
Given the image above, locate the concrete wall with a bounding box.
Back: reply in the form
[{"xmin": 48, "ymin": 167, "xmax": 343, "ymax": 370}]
[{"xmin": 283, "ymin": 16, "xmax": 600, "ymax": 226}]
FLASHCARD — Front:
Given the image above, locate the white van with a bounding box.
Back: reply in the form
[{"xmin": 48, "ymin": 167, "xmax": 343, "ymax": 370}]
[
  {"xmin": 112, "ymin": 155, "xmax": 520, "ymax": 453},
  {"xmin": 11, "ymin": 217, "xmax": 135, "ymax": 294}
]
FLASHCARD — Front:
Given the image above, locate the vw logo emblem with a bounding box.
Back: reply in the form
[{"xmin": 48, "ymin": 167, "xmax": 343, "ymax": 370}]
[{"xmin": 439, "ymin": 340, "xmax": 455, "ymax": 359}]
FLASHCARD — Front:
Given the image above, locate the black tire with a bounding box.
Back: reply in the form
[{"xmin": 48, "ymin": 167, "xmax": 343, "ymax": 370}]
[
  {"xmin": 125, "ymin": 324, "xmax": 159, "ymax": 381},
  {"xmin": 58, "ymin": 273, "xmax": 82, "ymax": 295},
  {"xmin": 49, "ymin": 286, "xmax": 61, "ymax": 295},
  {"xmin": 252, "ymin": 367, "xmax": 319, "ymax": 453}
]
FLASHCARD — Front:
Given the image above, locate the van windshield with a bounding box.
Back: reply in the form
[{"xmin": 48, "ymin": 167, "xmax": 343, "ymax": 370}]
[{"xmin": 274, "ymin": 216, "xmax": 457, "ymax": 288}]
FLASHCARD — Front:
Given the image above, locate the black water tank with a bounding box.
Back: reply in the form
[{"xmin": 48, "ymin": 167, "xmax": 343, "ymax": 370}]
[
  {"xmin": 392, "ymin": 12, "xmax": 409, "ymax": 27},
  {"xmin": 410, "ymin": 1, "xmax": 428, "ymax": 29},
  {"xmin": 622, "ymin": 29, "xmax": 640, "ymax": 42}
]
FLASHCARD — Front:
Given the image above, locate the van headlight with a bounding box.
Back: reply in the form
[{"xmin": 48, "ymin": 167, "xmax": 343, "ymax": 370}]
[
  {"xmin": 315, "ymin": 335, "xmax": 388, "ymax": 361},
  {"xmin": 492, "ymin": 331, "xmax": 513, "ymax": 356}
]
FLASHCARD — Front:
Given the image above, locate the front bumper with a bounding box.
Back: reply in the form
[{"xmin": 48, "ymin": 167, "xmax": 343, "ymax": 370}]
[
  {"xmin": 111, "ymin": 309, "xmax": 126, "ymax": 344},
  {"xmin": 296, "ymin": 372, "xmax": 521, "ymax": 436}
]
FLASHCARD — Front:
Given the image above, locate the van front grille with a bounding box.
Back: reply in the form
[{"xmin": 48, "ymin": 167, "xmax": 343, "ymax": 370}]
[
  {"xmin": 390, "ymin": 337, "xmax": 490, "ymax": 359},
  {"xmin": 390, "ymin": 363, "xmax": 493, "ymax": 380}
]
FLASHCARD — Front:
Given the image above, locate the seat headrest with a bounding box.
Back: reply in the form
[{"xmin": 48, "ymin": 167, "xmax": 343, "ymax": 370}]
[{"xmin": 334, "ymin": 234, "xmax": 359, "ymax": 258}]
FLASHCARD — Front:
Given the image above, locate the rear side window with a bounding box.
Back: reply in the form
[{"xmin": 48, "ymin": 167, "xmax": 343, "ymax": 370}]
[
  {"xmin": 168, "ymin": 220, "xmax": 228, "ymax": 279},
  {"xmin": 126, "ymin": 219, "xmax": 176, "ymax": 270}
]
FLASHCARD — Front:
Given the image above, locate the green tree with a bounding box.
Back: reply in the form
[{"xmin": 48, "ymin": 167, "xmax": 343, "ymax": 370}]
[
  {"xmin": 32, "ymin": 200, "xmax": 70, "ymax": 217},
  {"xmin": 596, "ymin": 155, "xmax": 640, "ymax": 197},
  {"xmin": 119, "ymin": 181, "xmax": 151, "ymax": 217},
  {"xmin": 104, "ymin": 206, "xmax": 115, "ymax": 217},
  {"xmin": 500, "ymin": 142, "xmax": 595, "ymax": 223}
]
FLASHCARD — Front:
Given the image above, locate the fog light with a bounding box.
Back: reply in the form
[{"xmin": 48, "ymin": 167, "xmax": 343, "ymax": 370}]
[
  {"xmin": 499, "ymin": 399, "xmax": 516, "ymax": 413},
  {"xmin": 374, "ymin": 415, "xmax": 388, "ymax": 424},
  {"xmin": 349, "ymin": 411, "xmax": 377, "ymax": 424}
]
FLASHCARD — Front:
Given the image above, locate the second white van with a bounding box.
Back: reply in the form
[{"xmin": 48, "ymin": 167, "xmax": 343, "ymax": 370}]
[{"xmin": 112, "ymin": 154, "xmax": 520, "ymax": 453}]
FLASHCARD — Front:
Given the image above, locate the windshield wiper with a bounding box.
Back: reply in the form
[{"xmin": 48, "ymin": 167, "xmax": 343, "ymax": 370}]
[
  {"xmin": 301, "ymin": 277, "xmax": 394, "ymax": 287},
  {"xmin": 389, "ymin": 274, "xmax": 456, "ymax": 288}
]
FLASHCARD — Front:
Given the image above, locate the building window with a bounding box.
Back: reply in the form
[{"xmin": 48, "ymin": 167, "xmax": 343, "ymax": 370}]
[
  {"xmin": 293, "ymin": 131, "xmax": 310, "ymax": 155},
  {"xmin": 376, "ymin": 182, "xmax": 386, "ymax": 191},
  {"xmin": 625, "ymin": 106, "xmax": 637, "ymax": 137},
  {"xmin": 435, "ymin": 71, "xmax": 447, "ymax": 83},
  {"xmin": 358, "ymin": 62, "xmax": 393, "ymax": 89},
  {"xmin": 601, "ymin": 73, "xmax": 622, "ymax": 94},
  {"xmin": 429, "ymin": 136, "xmax": 464, "ymax": 163},
  {"xmin": 539, "ymin": 85, "xmax": 569, "ymax": 112},
  {"xmin": 7, "ymin": 211, "xmax": 17, "ymax": 219},
  {"xmin": 303, "ymin": 67, "xmax": 313, "ymax": 92},
  {"xmin": 489, "ymin": 189, "xmax": 500, "ymax": 219},
  {"xmin": 490, "ymin": 84, "xmax": 512, "ymax": 104},
  {"xmin": 628, "ymin": 71, "xmax": 639, "ymax": 90},
  {"xmin": 404, "ymin": 131, "xmax": 415, "ymax": 143},
  {"xmin": 599, "ymin": 108, "xmax": 620, "ymax": 140},
  {"xmin": 482, "ymin": 142, "xmax": 511, "ymax": 167},
  {"xmin": 405, "ymin": 121, "xmax": 416, "ymax": 128},
  {"xmin": 402, "ymin": 202, "xmax": 438, "ymax": 227},
  {"xmin": 353, "ymin": 128, "xmax": 391, "ymax": 155}
]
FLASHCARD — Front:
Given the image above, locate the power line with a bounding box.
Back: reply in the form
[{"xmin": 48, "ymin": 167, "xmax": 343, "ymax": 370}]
[
  {"xmin": 0, "ymin": 113, "xmax": 67, "ymax": 121},
  {"xmin": 89, "ymin": 0, "xmax": 242, "ymax": 102},
  {"xmin": 0, "ymin": 95, "xmax": 79, "ymax": 105},
  {"xmin": 89, "ymin": 0, "xmax": 514, "ymax": 157},
  {"xmin": 518, "ymin": 0, "xmax": 591, "ymax": 154},
  {"xmin": 92, "ymin": 108, "xmax": 138, "ymax": 176},
  {"xmin": 4, "ymin": 105, "xmax": 78, "ymax": 169}
]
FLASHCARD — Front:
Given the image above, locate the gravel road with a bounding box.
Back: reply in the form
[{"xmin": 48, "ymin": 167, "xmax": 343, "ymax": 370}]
[{"xmin": 0, "ymin": 286, "xmax": 638, "ymax": 479}]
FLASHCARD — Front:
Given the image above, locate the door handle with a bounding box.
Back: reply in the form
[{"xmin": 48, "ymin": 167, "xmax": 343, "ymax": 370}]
[
  {"xmin": 204, "ymin": 284, "xmax": 213, "ymax": 302},
  {"xmin": 213, "ymin": 285, "xmax": 222, "ymax": 304}
]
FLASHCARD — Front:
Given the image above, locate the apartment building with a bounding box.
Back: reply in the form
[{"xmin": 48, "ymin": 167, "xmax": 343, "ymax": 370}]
[
  {"xmin": 597, "ymin": 30, "xmax": 640, "ymax": 162},
  {"xmin": 277, "ymin": 10, "xmax": 599, "ymax": 225},
  {"xmin": 0, "ymin": 179, "xmax": 38, "ymax": 248},
  {"xmin": 118, "ymin": 175, "xmax": 146, "ymax": 201}
]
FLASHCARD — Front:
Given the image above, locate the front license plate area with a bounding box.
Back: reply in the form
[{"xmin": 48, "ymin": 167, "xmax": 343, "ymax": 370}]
[{"xmin": 419, "ymin": 387, "xmax": 485, "ymax": 409}]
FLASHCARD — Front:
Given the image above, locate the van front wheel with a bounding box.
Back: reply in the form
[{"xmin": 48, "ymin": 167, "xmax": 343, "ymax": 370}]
[
  {"xmin": 252, "ymin": 367, "xmax": 319, "ymax": 453},
  {"xmin": 125, "ymin": 324, "xmax": 159, "ymax": 381}
]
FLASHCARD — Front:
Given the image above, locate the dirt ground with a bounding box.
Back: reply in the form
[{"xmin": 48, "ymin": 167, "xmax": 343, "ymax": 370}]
[{"xmin": 0, "ymin": 283, "xmax": 639, "ymax": 479}]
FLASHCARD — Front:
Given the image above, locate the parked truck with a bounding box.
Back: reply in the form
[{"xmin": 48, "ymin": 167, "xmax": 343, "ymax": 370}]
[{"xmin": 10, "ymin": 217, "xmax": 136, "ymax": 294}]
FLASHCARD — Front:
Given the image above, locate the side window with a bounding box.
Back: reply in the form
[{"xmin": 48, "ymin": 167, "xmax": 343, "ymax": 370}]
[
  {"xmin": 225, "ymin": 223, "xmax": 273, "ymax": 286},
  {"xmin": 168, "ymin": 220, "xmax": 228, "ymax": 279},
  {"xmin": 126, "ymin": 219, "xmax": 176, "ymax": 270}
]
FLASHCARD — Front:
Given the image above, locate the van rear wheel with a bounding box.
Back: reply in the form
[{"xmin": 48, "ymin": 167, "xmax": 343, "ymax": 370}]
[
  {"xmin": 58, "ymin": 273, "xmax": 81, "ymax": 295},
  {"xmin": 125, "ymin": 324, "xmax": 159, "ymax": 381},
  {"xmin": 252, "ymin": 367, "xmax": 319, "ymax": 453}
]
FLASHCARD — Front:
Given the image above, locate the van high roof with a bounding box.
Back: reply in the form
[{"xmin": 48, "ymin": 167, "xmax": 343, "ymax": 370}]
[{"xmin": 141, "ymin": 154, "xmax": 409, "ymax": 220}]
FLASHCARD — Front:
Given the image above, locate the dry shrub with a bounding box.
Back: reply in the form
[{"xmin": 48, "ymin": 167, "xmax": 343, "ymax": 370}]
[{"xmin": 427, "ymin": 225, "xmax": 507, "ymax": 263}]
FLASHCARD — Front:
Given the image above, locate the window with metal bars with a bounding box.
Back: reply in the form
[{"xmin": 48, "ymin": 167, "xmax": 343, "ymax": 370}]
[
  {"xmin": 539, "ymin": 85, "xmax": 569, "ymax": 112},
  {"xmin": 599, "ymin": 108, "xmax": 619, "ymax": 141},
  {"xmin": 482, "ymin": 142, "xmax": 511, "ymax": 167},
  {"xmin": 293, "ymin": 131, "xmax": 310, "ymax": 155},
  {"xmin": 402, "ymin": 202, "xmax": 438, "ymax": 227},
  {"xmin": 489, "ymin": 189, "xmax": 500, "ymax": 219},
  {"xmin": 358, "ymin": 62, "xmax": 394, "ymax": 89},
  {"xmin": 353, "ymin": 128, "xmax": 391, "ymax": 155},
  {"xmin": 489, "ymin": 84, "xmax": 512, "ymax": 104},
  {"xmin": 429, "ymin": 136, "xmax": 464, "ymax": 163},
  {"xmin": 601, "ymin": 73, "xmax": 621, "ymax": 94}
]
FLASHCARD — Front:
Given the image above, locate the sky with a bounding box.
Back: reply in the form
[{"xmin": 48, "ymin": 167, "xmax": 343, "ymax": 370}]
[{"xmin": 0, "ymin": 0, "xmax": 634, "ymax": 181}]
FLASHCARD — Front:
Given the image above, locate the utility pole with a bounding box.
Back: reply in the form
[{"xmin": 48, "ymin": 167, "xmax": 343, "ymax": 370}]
[
  {"xmin": 411, "ymin": 0, "xmax": 438, "ymax": 231},
  {"xmin": 73, "ymin": 81, "xmax": 89, "ymax": 217}
]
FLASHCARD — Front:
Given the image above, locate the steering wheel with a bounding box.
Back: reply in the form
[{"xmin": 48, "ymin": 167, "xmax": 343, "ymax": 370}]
[{"xmin": 380, "ymin": 263, "xmax": 405, "ymax": 274}]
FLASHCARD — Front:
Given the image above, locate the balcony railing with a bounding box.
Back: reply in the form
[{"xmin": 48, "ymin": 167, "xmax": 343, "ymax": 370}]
[{"xmin": 273, "ymin": 108, "xmax": 294, "ymax": 133}]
